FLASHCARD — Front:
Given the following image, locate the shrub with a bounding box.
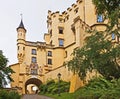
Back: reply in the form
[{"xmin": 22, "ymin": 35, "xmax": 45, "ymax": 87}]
[
  {"xmin": 39, "ymin": 79, "xmax": 70, "ymax": 94},
  {"xmin": 0, "ymin": 90, "xmax": 20, "ymax": 99},
  {"xmin": 7, "ymin": 91, "xmax": 21, "ymax": 99},
  {"xmin": 0, "ymin": 90, "xmax": 8, "ymax": 99},
  {"xmin": 39, "ymin": 84, "xmax": 48, "ymax": 94}
]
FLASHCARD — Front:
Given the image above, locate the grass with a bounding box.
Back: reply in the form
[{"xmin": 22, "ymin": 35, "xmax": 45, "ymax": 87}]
[{"xmin": 40, "ymin": 87, "xmax": 96, "ymax": 99}]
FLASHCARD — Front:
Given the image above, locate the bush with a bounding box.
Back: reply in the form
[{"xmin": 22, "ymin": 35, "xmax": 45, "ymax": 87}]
[
  {"xmin": 39, "ymin": 84, "xmax": 48, "ymax": 94},
  {"xmin": 77, "ymin": 77, "xmax": 120, "ymax": 99},
  {"xmin": 7, "ymin": 91, "xmax": 21, "ymax": 99},
  {"xmin": 0, "ymin": 90, "xmax": 20, "ymax": 99},
  {"xmin": 0, "ymin": 90, "xmax": 8, "ymax": 99},
  {"xmin": 39, "ymin": 79, "xmax": 70, "ymax": 94}
]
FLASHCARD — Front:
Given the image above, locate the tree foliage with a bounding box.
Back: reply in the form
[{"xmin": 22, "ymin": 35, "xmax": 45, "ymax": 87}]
[
  {"xmin": 66, "ymin": 0, "xmax": 120, "ymax": 80},
  {"xmin": 92, "ymin": 0, "xmax": 120, "ymax": 33},
  {"xmin": 0, "ymin": 51, "xmax": 14, "ymax": 88},
  {"xmin": 66, "ymin": 30, "xmax": 120, "ymax": 80}
]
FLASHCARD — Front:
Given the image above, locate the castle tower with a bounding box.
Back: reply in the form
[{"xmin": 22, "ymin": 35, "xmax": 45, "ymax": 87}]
[{"xmin": 16, "ymin": 19, "xmax": 26, "ymax": 63}]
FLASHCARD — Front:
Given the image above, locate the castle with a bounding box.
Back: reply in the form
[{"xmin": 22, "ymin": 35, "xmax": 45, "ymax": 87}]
[{"xmin": 10, "ymin": 0, "xmax": 106, "ymax": 94}]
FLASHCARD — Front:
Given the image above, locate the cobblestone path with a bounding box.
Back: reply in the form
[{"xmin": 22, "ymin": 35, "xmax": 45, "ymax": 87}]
[{"xmin": 22, "ymin": 94, "xmax": 54, "ymax": 99}]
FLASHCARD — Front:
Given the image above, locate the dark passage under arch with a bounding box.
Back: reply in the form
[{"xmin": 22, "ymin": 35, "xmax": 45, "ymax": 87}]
[{"xmin": 25, "ymin": 78, "xmax": 42, "ymax": 94}]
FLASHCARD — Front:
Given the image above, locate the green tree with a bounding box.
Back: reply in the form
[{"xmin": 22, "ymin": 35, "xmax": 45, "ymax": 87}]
[
  {"xmin": 92, "ymin": 0, "xmax": 120, "ymax": 34},
  {"xmin": 66, "ymin": 31, "xmax": 120, "ymax": 80},
  {"xmin": 65, "ymin": 0, "xmax": 120, "ymax": 80},
  {"xmin": 0, "ymin": 51, "xmax": 14, "ymax": 88}
]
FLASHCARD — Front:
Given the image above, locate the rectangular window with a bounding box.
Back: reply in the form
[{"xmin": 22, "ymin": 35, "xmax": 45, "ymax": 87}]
[
  {"xmin": 23, "ymin": 47, "xmax": 25, "ymax": 50},
  {"xmin": 97, "ymin": 14, "xmax": 103, "ymax": 22},
  {"xmin": 59, "ymin": 39, "xmax": 64, "ymax": 46},
  {"xmin": 50, "ymin": 40, "xmax": 52, "ymax": 45},
  {"xmin": 32, "ymin": 57, "xmax": 37, "ymax": 63},
  {"xmin": 32, "ymin": 49, "xmax": 37, "ymax": 55},
  {"xmin": 64, "ymin": 15, "xmax": 69, "ymax": 22},
  {"xmin": 74, "ymin": 8, "xmax": 78, "ymax": 14},
  {"xmin": 59, "ymin": 27, "xmax": 63, "ymax": 34},
  {"xmin": 48, "ymin": 59, "xmax": 52, "ymax": 65},
  {"xmin": 50, "ymin": 30, "xmax": 52, "ymax": 36},
  {"xmin": 59, "ymin": 18, "xmax": 63, "ymax": 23},
  {"xmin": 48, "ymin": 51, "xmax": 52, "ymax": 56},
  {"xmin": 112, "ymin": 33, "xmax": 115, "ymax": 40},
  {"xmin": 18, "ymin": 46, "xmax": 19, "ymax": 50},
  {"xmin": 64, "ymin": 51, "xmax": 67, "ymax": 58}
]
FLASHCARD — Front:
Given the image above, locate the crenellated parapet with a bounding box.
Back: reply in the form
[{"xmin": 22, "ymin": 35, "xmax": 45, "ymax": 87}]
[
  {"xmin": 47, "ymin": 0, "xmax": 82, "ymax": 19},
  {"xmin": 47, "ymin": 0, "xmax": 82, "ymax": 27},
  {"xmin": 46, "ymin": 0, "xmax": 84, "ymax": 47}
]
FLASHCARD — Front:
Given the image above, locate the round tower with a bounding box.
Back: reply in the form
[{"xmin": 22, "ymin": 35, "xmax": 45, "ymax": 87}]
[{"xmin": 17, "ymin": 19, "xmax": 26, "ymax": 63}]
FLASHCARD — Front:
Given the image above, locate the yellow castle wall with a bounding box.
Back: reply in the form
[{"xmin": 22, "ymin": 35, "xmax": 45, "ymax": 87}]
[
  {"xmin": 10, "ymin": 63, "xmax": 20, "ymax": 88},
  {"xmin": 10, "ymin": 0, "xmax": 108, "ymax": 94}
]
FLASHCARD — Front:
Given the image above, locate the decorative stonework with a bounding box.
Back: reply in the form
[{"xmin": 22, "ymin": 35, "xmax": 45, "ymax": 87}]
[
  {"xmin": 26, "ymin": 63, "xmax": 43, "ymax": 76},
  {"xmin": 17, "ymin": 53, "xmax": 24, "ymax": 63}
]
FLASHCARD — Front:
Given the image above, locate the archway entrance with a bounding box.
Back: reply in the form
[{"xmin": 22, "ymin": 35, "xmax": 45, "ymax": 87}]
[{"xmin": 25, "ymin": 78, "xmax": 42, "ymax": 94}]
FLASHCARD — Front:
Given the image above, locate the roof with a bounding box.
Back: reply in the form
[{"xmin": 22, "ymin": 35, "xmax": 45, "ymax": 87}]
[{"xmin": 17, "ymin": 19, "xmax": 26, "ymax": 32}]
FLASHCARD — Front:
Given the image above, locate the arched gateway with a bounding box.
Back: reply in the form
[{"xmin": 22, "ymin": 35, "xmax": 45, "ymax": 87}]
[{"xmin": 25, "ymin": 78, "xmax": 42, "ymax": 94}]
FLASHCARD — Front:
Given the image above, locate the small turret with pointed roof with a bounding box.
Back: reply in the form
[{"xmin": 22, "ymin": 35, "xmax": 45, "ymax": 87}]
[
  {"xmin": 17, "ymin": 19, "xmax": 26, "ymax": 32},
  {"xmin": 17, "ymin": 15, "xmax": 26, "ymax": 63}
]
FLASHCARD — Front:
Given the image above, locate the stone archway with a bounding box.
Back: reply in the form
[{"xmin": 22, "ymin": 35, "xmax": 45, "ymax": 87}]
[{"xmin": 25, "ymin": 78, "xmax": 42, "ymax": 94}]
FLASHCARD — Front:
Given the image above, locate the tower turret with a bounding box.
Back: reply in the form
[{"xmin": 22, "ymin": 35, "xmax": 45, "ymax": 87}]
[{"xmin": 17, "ymin": 19, "xmax": 26, "ymax": 63}]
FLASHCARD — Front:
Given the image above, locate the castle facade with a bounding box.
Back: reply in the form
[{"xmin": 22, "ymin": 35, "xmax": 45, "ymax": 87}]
[{"xmin": 10, "ymin": 0, "xmax": 106, "ymax": 94}]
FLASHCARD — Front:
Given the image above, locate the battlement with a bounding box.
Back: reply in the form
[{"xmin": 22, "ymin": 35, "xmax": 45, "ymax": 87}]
[{"xmin": 47, "ymin": 0, "xmax": 82, "ymax": 20}]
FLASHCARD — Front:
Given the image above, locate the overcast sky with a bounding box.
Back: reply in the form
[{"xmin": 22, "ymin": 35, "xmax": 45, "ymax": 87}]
[{"xmin": 0, "ymin": 0, "xmax": 76, "ymax": 65}]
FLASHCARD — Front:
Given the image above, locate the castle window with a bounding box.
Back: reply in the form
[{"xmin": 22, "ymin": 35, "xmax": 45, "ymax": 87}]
[
  {"xmin": 112, "ymin": 33, "xmax": 115, "ymax": 40},
  {"xmin": 32, "ymin": 57, "xmax": 37, "ymax": 63},
  {"xmin": 50, "ymin": 40, "xmax": 53, "ymax": 45},
  {"xmin": 65, "ymin": 15, "xmax": 69, "ymax": 22},
  {"xmin": 48, "ymin": 59, "xmax": 52, "ymax": 65},
  {"xmin": 23, "ymin": 47, "xmax": 25, "ymax": 50},
  {"xmin": 97, "ymin": 14, "xmax": 103, "ymax": 22},
  {"xmin": 74, "ymin": 8, "xmax": 78, "ymax": 14},
  {"xmin": 59, "ymin": 39, "xmax": 64, "ymax": 46},
  {"xmin": 59, "ymin": 18, "xmax": 63, "ymax": 23},
  {"xmin": 71, "ymin": 25, "xmax": 76, "ymax": 41},
  {"xmin": 48, "ymin": 51, "xmax": 52, "ymax": 56},
  {"xmin": 18, "ymin": 46, "xmax": 19, "ymax": 50},
  {"xmin": 59, "ymin": 27, "xmax": 64, "ymax": 34},
  {"xmin": 50, "ymin": 30, "xmax": 52, "ymax": 36},
  {"xmin": 64, "ymin": 51, "xmax": 68, "ymax": 58},
  {"xmin": 32, "ymin": 49, "xmax": 37, "ymax": 55}
]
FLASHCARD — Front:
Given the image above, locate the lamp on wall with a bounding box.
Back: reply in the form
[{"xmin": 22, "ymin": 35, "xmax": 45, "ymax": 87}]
[{"xmin": 57, "ymin": 73, "xmax": 61, "ymax": 96}]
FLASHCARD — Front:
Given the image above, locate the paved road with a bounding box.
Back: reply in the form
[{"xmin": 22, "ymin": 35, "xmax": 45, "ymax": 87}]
[{"xmin": 22, "ymin": 94, "xmax": 54, "ymax": 99}]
